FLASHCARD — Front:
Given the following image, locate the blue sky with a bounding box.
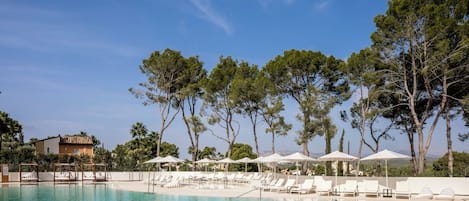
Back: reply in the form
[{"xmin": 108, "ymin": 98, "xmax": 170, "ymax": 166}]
[{"xmin": 1, "ymin": 0, "xmax": 467, "ymax": 159}]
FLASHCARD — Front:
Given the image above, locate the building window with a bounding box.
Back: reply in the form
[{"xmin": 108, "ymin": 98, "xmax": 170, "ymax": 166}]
[
  {"xmin": 73, "ymin": 149, "xmax": 79, "ymax": 155},
  {"xmin": 47, "ymin": 147, "xmax": 50, "ymax": 154}
]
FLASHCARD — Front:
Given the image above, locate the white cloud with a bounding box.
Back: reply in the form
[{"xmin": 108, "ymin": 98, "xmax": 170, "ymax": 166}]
[
  {"xmin": 0, "ymin": 7, "xmax": 142, "ymax": 58},
  {"xmin": 258, "ymin": 0, "xmax": 296, "ymax": 8},
  {"xmin": 314, "ymin": 0, "xmax": 330, "ymax": 11},
  {"xmin": 189, "ymin": 0, "xmax": 233, "ymax": 35}
]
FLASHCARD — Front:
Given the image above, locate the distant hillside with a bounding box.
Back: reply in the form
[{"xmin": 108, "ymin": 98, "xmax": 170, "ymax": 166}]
[{"xmin": 361, "ymin": 157, "xmax": 439, "ymax": 167}]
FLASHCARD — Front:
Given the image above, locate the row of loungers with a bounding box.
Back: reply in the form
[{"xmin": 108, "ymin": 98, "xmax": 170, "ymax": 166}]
[
  {"xmin": 259, "ymin": 178, "xmax": 456, "ymax": 200},
  {"xmin": 148, "ymin": 172, "xmax": 274, "ymax": 188},
  {"xmin": 19, "ymin": 171, "xmax": 107, "ymax": 183},
  {"xmin": 147, "ymin": 172, "xmax": 457, "ymax": 200}
]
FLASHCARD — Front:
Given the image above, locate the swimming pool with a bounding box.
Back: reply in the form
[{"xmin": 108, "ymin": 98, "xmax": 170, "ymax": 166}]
[{"xmin": 0, "ymin": 184, "xmax": 269, "ymax": 201}]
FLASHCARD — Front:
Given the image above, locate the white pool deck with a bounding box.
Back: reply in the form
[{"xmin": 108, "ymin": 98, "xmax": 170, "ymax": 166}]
[
  {"xmin": 3, "ymin": 171, "xmax": 469, "ymax": 201},
  {"xmin": 110, "ymin": 181, "xmax": 468, "ymax": 201}
]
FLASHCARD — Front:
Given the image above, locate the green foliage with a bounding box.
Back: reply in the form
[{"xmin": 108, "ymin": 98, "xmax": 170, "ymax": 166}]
[
  {"xmin": 110, "ymin": 122, "xmax": 179, "ymax": 170},
  {"xmin": 230, "ymin": 62, "xmax": 264, "ymax": 156},
  {"xmin": 129, "ymin": 48, "xmax": 190, "ymax": 156},
  {"xmin": 433, "ymin": 152, "xmax": 469, "ymax": 177},
  {"xmin": 178, "ymin": 55, "xmax": 207, "ymax": 163},
  {"xmin": 313, "ymin": 164, "xmax": 325, "ymax": 175},
  {"xmin": 228, "ymin": 143, "xmax": 256, "ymax": 172},
  {"xmin": 93, "ymin": 147, "xmax": 112, "ymax": 167},
  {"xmin": 263, "ymin": 49, "xmax": 349, "ymax": 158},
  {"xmin": 203, "ymin": 56, "xmax": 241, "ymax": 158},
  {"xmin": 371, "ymin": 0, "xmax": 469, "ymax": 175},
  {"xmin": 0, "ymin": 111, "xmax": 23, "ymax": 151},
  {"xmin": 261, "ymin": 96, "xmax": 292, "ymax": 153},
  {"xmin": 198, "ymin": 146, "xmax": 220, "ymax": 160},
  {"xmin": 160, "ymin": 142, "xmax": 179, "ymax": 157}
]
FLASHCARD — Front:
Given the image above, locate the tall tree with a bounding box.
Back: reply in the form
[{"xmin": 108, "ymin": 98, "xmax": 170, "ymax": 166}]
[
  {"xmin": 203, "ymin": 56, "xmax": 240, "ymax": 158},
  {"xmin": 178, "ymin": 55, "xmax": 207, "ymax": 167},
  {"xmin": 260, "ymin": 96, "xmax": 291, "ymax": 153},
  {"xmin": 371, "ymin": 0, "xmax": 469, "ymax": 174},
  {"xmin": 310, "ymin": 92, "xmax": 337, "ymax": 176},
  {"xmin": 263, "ymin": 50, "xmax": 349, "ymax": 170},
  {"xmin": 231, "ymin": 62, "xmax": 263, "ymax": 157},
  {"xmin": 344, "ymin": 48, "xmax": 396, "ymax": 174},
  {"xmin": 431, "ymin": 0, "xmax": 469, "ymax": 177},
  {"xmin": 129, "ymin": 48, "xmax": 185, "ymax": 156}
]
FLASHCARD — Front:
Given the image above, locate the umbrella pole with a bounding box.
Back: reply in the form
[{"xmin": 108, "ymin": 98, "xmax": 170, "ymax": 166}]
[
  {"xmin": 335, "ymin": 160, "xmax": 338, "ymax": 189},
  {"xmin": 147, "ymin": 166, "xmax": 151, "ymax": 193},
  {"xmin": 296, "ymin": 162, "xmax": 299, "ymax": 186},
  {"xmin": 385, "ymin": 160, "xmax": 389, "ymax": 188},
  {"xmin": 245, "ymin": 163, "xmax": 247, "ymax": 173}
]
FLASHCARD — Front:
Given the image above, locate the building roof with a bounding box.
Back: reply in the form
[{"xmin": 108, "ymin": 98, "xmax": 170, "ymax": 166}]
[
  {"xmin": 59, "ymin": 136, "xmax": 92, "ymax": 145},
  {"xmin": 36, "ymin": 135, "xmax": 93, "ymax": 145}
]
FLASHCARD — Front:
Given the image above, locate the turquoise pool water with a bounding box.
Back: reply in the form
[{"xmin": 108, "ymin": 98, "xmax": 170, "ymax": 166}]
[{"xmin": 0, "ymin": 184, "xmax": 267, "ymax": 201}]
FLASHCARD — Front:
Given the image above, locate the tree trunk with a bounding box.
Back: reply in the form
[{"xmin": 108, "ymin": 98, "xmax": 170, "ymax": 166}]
[
  {"xmin": 250, "ymin": 116, "xmax": 259, "ymax": 158},
  {"xmin": 445, "ymin": 104, "xmax": 453, "ymax": 177},
  {"xmin": 302, "ymin": 142, "xmax": 309, "ymax": 173},
  {"xmin": 325, "ymin": 131, "xmax": 332, "ymax": 176},
  {"xmin": 157, "ymin": 125, "xmax": 164, "ymax": 157},
  {"xmin": 181, "ymin": 106, "xmax": 197, "ymax": 170},
  {"xmin": 356, "ymin": 95, "xmax": 366, "ymax": 176},
  {"xmin": 271, "ymin": 131, "xmax": 275, "ymax": 153}
]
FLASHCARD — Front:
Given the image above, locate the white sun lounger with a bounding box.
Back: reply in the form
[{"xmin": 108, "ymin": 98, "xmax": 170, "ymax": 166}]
[
  {"xmin": 272, "ymin": 178, "xmax": 296, "ymax": 192},
  {"xmin": 413, "ymin": 187, "xmax": 433, "ymax": 199},
  {"xmin": 340, "ymin": 180, "xmax": 357, "ymax": 197},
  {"xmin": 434, "ymin": 188, "xmax": 455, "ymax": 201},
  {"xmin": 316, "ymin": 180, "xmax": 332, "ymax": 196},
  {"xmin": 394, "ymin": 181, "xmax": 411, "ymax": 199},
  {"xmin": 21, "ymin": 171, "xmax": 39, "ymax": 182},
  {"xmin": 264, "ymin": 178, "xmax": 285, "ymax": 191},
  {"xmin": 363, "ymin": 180, "xmax": 379, "ymax": 197},
  {"xmin": 290, "ymin": 179, "xmax": 315, "ymax": 194}
]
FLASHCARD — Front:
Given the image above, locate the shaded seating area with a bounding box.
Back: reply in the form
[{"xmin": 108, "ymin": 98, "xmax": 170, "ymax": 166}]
[
  {"xmin": 53, "ymin": 163, "xmax": 77, "ymax": 183},
  {"xmin": 19, "ymin": 163, "xmax": 39, "ymax": 183},
  {"xmin": 81, "ymin": 163, "xmax": 107, "ymax": 182}
]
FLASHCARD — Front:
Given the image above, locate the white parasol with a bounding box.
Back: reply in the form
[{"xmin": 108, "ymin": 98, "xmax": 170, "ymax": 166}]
[
  {"xmin": 361, "ymin": 149, "xmax": 410, "ymax": 188},
  {"xmin": 318, "ymin": 151, "xmax": 358, "ymax": 187}
]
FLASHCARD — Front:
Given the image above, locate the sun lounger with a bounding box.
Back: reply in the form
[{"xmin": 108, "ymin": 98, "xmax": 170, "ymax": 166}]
[
  {"xmin": 434, "ymin": 188, "xmax": 455, "ymax": 201},
  {"xmin": 340, "ymin": 180, "xmax": 357, "ymax": 197},
  {"xmin": 55, "ymin": 172, "xmax": 75, "ymax": 181},
  {"xmin": 95, "ymin": 172, "xmax": 106, "ymax": 181},
  {"xmin": 21, "ymin": 171, "xmax": 39, "ymax": 182},
  {"xmin": 413, "ymin": 187, "xmax": 433, "ymax": 199},
  {"xmin": 362, "ymin": 180, "xmax": 379, "ymax": 197},
  {"xmin": 316, "ymin": 180, "xmax": 332, "ymax": 196},
  {"xmin": 163, "ymin": 176, "xmax": 182, "ymax": 188},
  {"xmin": 394, "ymin": 181, "xmax": 411, "ymax": 199},
  {"xmin": 290, "ymin": 179, "xmax": 315, "ymax": 194},
  {"xmin": 264, "ymin": 178, "xmax": 285, "ymax": 191},
  {"xmin": 272, "ymin": 178, "xmax": 296, "ymax": 192},
  {"xmin": 260, "ymin": 178, "xmax": 278, "ymax": 189}
]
